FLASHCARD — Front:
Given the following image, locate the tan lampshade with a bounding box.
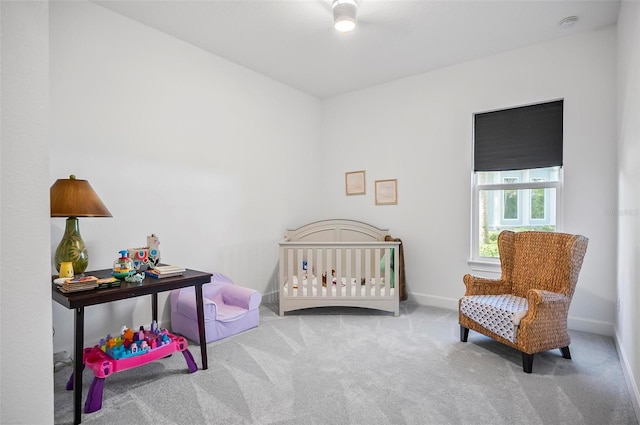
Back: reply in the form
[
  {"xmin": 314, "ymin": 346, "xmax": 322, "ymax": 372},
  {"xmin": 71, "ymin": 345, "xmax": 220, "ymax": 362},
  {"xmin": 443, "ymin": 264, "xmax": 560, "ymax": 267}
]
[{"xmin": 50, "ymin": 175, "xmax": 112, "ymax": 218}]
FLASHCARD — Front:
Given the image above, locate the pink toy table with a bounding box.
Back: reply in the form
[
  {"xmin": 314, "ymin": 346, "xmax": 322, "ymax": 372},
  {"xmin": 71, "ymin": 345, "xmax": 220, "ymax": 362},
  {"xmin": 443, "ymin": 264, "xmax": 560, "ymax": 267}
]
[{"xmin": 66, "ymin": 332, "xmax": 197, "ymax": 413}]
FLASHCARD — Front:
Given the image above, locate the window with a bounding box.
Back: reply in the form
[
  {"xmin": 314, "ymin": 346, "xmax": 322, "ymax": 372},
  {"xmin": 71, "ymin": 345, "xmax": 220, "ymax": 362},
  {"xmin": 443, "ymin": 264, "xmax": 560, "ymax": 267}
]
[
  {"xmin": 471, "ymin": 100, "xmax": 563, "ymax": 262},
  {"xmin": 530, "ymin": 178, "xmax": 546, "ymax": 220},
  {"xmin": 502, "ymin": 177, "xmax": 519, "ymax": 220},
  {"xmin": 475, "ymin": 168, "xmax": 561, "ymax": 259}
]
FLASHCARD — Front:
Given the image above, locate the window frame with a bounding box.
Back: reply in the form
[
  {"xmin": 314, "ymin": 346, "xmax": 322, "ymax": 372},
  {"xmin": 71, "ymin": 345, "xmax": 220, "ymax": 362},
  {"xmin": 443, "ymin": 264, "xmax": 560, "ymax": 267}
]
[{"xmin": 469, "ymin": 169, "xmax": 564, "ymax": 269}]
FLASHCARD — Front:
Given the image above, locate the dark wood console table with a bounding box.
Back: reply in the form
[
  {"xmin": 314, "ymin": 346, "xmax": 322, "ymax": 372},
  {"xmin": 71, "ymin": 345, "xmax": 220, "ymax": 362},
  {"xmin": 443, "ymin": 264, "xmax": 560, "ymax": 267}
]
[{"xmin": 52, "ymin": 268, "xmax": 212, "ymax": 425}]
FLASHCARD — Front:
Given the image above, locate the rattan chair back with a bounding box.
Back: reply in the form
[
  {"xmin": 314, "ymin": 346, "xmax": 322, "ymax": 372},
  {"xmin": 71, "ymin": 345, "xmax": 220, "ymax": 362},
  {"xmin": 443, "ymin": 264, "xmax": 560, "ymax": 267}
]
[{"xmin": 498, "ymin": 231, "xmax": 588, "ymax": 300}]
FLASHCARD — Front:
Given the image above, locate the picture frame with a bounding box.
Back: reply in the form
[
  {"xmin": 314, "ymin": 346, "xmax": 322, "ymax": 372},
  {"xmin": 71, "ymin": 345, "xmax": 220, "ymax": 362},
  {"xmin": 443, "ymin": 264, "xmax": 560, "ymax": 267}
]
[
  {"xmin": 375, "ymin": 179, "xmax": 398, "ymax": 205},
  {"xmin": 345, "ymin": 170, "xmax": 366, "ymax": 196}
]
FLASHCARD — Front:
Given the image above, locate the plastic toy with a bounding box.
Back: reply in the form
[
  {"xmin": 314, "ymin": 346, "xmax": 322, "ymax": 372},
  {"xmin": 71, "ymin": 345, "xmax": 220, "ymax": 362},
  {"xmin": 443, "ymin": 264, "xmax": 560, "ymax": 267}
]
[
  {"xmin": 111, "ymin": 250, "xmax": 133, "ymax": 278},
  {"xmin": 66, "ymin": 320, "xmax": 197, "ymax": 413},
  {"xmin": 97, "ymin": 323, "xmax": 172, "ymax": 360},
  {"xmin": 124, "ymin": 272, "xmax": 145, "ymax": 283},
  {"xmin": 128, "ymin": 234, "xmax": 161, "ymax": 271}
]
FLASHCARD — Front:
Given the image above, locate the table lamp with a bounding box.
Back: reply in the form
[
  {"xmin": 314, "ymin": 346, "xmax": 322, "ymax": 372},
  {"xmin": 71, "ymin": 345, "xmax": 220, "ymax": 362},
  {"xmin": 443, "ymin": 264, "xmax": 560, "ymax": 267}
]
[{"xmin": 50, "ymin": 175, "xmax": 112, "ymax": 275}]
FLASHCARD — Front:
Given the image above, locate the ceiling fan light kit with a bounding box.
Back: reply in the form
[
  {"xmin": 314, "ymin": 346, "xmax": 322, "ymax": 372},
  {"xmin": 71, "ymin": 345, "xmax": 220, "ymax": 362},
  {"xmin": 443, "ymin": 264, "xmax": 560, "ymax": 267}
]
[{"xmin": 333, "ymin": 0, "xmax": 357, "ymax": 32}]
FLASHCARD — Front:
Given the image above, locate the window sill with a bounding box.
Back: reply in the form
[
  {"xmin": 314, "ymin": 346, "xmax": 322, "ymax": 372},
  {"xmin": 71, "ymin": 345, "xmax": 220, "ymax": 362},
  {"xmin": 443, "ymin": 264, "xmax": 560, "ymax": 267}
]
[{"xmin": 467, "ymin": 259, "xmax": 501, "ymax": 275}]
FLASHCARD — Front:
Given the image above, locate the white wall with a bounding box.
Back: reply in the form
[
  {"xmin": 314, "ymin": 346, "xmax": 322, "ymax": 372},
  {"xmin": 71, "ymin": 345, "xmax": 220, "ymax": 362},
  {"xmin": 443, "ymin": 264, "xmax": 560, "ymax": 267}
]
[
  {"xmin": 0, "ymin": 1, "xmax": 53, "ymax": 424},
  {"xmin": 616, "ymin": 0, "xmax": 640, "ymax": 415},
  {"xmin": 50, "ymin": 1, "xmax": 323, "ymax": 354},
  {"xmin": 322, "ymin": 27, "xmax": 618, "ymax": 335}
]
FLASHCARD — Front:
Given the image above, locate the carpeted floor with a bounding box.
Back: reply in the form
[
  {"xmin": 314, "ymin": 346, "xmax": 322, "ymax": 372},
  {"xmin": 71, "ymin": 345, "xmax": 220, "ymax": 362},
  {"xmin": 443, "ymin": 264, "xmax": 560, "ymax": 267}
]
[{"xmin": 54, "ymin": 303, "xmax": 638, "ymax": 424}]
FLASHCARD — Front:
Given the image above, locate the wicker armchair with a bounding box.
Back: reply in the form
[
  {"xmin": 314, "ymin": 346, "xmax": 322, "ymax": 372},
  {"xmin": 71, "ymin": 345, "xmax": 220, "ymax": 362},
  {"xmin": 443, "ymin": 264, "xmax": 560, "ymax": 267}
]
[{"xmin": 459, "ymin": 230, "xmax": 588, "ymax": 373}]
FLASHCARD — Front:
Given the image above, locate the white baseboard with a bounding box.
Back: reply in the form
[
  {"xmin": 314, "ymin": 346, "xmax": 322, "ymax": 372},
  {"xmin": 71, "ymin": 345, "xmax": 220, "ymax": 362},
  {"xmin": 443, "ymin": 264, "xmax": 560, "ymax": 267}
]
[
  {"xmin": 615, "ymin": 329, "xmax": 640, "ymax": 422},
  {"xmin": 408, "ymin": 292, "xmax": 459, "ymax": 311},
  {"xmin": 262, "ymin": 289, "xmax": 280, "ymax": 304},
  {"xmin": 567, "ymin": 315, "xmax": 614, "ymax": 336},
  {"xmin": 407, "ymin": 292, "xmax": 615, "ymax": 336}
]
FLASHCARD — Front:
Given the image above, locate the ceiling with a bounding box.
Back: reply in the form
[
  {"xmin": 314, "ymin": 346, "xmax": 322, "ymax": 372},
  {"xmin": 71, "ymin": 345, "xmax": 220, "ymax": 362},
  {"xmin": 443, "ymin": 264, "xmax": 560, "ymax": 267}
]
[{"xmin": 92, "ymin": 0, "xmax": 621, "ymax": 99}]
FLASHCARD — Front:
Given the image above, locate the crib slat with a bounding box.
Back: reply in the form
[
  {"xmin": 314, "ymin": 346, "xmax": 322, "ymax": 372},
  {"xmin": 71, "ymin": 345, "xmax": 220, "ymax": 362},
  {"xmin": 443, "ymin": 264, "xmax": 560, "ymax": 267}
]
[
  {"xmin": 345, "ymin": 248, "xmax": 352, "ymax": 297},
  {"xmin": 297, "ymin": 248, "xmax": 305, "ymax": 297},
  {"xmin": 379, "ymin": 248, "xmax": 391, "ymax": 297},
  {"xmin": 371, "ymin": 248, "xmax": 381, "ymax": 297},
  {"xmin": 335, "ymin": 248, "xmax": 342, "ymax": 298},
  {"xmin": 316, "ymin": 248, "xmax": 323, "ymax": 299},
  {"xmin": 323, "ymin": 248, "xmax": 333, "ymax": 297},
  {"xmin": 379, "ymin": 248, "xmax": 385, "ymax": 298},
  {"xmin": 305, "ymin": 248, "xmax": 313, "ymax": 299},
  {"xmin": 364, "ymin": 249, "xmax": 371, "ymax": 297},
  {"xmin": 383, "ymin": 247, "xmax": 390, "ymax": 298},
  {"xmin": 352, "ymin": 248, "xmax": 366, "ymax": 296}
]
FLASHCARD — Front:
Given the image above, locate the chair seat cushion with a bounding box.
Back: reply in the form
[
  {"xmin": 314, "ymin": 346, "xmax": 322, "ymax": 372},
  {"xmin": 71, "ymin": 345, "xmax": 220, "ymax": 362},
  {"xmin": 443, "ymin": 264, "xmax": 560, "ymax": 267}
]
[
  {"xmin": 215, "ymin": 302, "xmax": 250, "ymax": 322},
  {"xmin": 460, "ymin": 294, "xmax": 528, "ymax": 342}
]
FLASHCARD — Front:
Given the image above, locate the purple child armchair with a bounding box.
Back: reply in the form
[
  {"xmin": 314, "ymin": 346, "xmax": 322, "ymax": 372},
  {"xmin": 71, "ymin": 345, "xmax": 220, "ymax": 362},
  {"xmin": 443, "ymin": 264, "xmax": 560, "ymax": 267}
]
[{"xmin": 170, "ymin": 272, "xmax": 261, "ymax": 344}]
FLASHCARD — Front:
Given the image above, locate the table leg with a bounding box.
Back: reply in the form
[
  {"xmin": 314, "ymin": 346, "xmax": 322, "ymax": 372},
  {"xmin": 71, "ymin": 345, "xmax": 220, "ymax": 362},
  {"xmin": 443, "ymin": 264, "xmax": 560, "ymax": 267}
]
[
  {"xmin": 194, "ymin": 283, "xmax": 208, "ymax": 370},
  {"xmin": 151, "ymin": 293, "xmax": 158, "ymax": 323},
  {"xmin": 73, "ymin": 306, "xmax": 85, "ymax": 425}
]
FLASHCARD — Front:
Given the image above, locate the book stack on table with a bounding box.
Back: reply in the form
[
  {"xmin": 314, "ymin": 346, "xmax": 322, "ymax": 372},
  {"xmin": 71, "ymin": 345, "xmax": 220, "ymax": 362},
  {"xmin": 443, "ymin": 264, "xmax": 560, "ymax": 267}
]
[
  {"xmin": 57, "ymin": 276, "xmax": 99, "ymax": 293},
  {"xmin": 145, "ymin": 265, "xmax": 186, "ymax": 279}
]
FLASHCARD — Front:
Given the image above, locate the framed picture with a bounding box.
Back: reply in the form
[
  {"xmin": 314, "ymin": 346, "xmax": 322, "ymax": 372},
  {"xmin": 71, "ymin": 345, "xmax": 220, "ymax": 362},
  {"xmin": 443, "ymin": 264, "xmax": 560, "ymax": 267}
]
[
  {"xmin": 375, "ymin": 179, "xmax": 398, "ymax": 205},
  {"xmin": 345, "ymin": 170, "xmax": 366, "ymax": 196}
]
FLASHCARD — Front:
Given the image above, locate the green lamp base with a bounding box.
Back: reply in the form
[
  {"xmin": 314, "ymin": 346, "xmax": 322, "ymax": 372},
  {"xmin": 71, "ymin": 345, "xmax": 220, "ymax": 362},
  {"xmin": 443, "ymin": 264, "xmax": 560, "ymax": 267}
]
[{"xmin": 55, "ymin": 217, "xmax": 89, "ymax": 275}]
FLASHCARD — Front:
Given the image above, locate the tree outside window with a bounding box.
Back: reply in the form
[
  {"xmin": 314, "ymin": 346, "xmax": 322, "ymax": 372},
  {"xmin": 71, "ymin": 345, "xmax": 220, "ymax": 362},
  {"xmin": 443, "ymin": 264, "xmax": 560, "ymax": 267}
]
[
  {"xmin": 530, "ymin": 178, "xmax": 546, "ymax": 220},
  {"xmin": 503, "ymin": 178, "xmax": 519, "ymax": 220}
]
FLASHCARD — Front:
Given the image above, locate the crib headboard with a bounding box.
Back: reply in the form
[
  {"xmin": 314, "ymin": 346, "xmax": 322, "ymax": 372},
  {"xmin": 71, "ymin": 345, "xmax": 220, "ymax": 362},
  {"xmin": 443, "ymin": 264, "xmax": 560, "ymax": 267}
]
[{"xmin": 283, "ymin": 219, "xmax": 390, "ymax": 243}]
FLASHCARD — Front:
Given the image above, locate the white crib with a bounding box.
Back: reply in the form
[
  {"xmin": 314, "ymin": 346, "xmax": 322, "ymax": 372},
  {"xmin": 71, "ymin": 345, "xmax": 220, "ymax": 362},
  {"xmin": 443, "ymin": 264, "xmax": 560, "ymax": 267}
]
[{"xmin": 278, "ymin": 219, "xmax": 401, "ymax": 316}]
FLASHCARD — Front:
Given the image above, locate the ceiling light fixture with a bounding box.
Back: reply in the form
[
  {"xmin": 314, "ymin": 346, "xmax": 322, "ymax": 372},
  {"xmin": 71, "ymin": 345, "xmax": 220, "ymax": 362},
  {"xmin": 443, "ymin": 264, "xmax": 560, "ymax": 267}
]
[
  {"xmin": 333, "ymin": 0, "xmax": 357, "ymax": 32},
  {"xmin": 559, "ymin": 16, "xmax": 579, "ymax": 29}
]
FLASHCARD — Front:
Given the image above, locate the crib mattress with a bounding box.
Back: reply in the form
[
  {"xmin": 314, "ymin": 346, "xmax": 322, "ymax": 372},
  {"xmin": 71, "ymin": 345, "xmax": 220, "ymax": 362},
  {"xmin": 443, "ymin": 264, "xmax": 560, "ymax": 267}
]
[{"xmin": 283, "ymin": 275, "xmax": 394, "ymax": 297}]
